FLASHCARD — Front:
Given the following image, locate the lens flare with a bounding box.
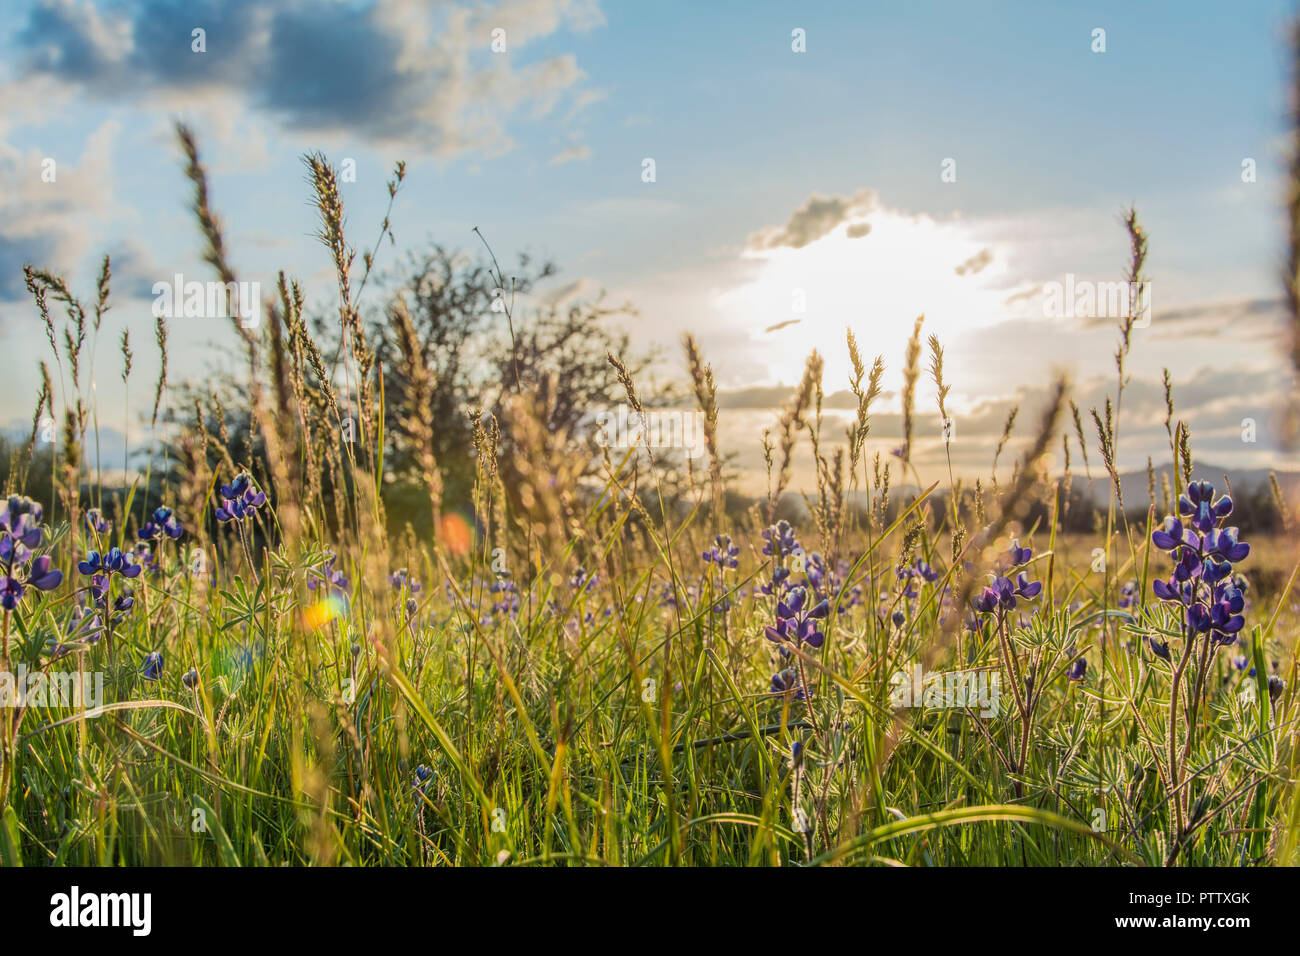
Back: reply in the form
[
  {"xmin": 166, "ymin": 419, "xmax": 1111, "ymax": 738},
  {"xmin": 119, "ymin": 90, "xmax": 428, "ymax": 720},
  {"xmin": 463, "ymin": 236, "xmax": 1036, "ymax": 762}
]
[
  {"xmin": 302, "ymin": 594, "xmax": 347, "ymax": 631},
  {"xmin": 438, "ymin": 511, "xmax": 473, "ymax": 557}
]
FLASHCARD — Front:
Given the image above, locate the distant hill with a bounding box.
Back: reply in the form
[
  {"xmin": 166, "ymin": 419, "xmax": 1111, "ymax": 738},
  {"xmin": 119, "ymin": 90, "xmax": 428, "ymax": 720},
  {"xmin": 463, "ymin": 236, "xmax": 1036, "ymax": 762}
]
[{"xmin": 1072, "ymin": 462, "xmax": 1300, "ymax": 511}]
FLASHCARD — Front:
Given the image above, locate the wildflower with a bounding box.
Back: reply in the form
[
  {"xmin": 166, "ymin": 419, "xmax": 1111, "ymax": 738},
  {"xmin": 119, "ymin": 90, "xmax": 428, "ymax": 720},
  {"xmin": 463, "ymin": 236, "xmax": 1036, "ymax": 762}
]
[
  {"xmin": 141, "ymin": 651, "xmax": 164, "ymax": 681},
  {"xmin": 702, "ymin": 534, "xmax": 740, "ymax": 569},
  {"xmin": 139, "ymin": 505, "xmax": 183, "ymax": 541},
  {"xmin": 973, "ymin": 573, "xmax": 1040, "ymax": 615},
  {"xmin": 1186, "ymin": 583, "xmax": 1245, "ymax": 646},
  {"xmin": 214, "ymin": 473, "xmax": 267, "ymax": 522},
  {"xmin": 770, "ymin": 668, "xmax": 805, "ymax": 699},
  {"xmin": 85, "ymin": 508, "xmax": 109, "ymax": 535},
  {"xmin": 0, "ymin": 498, "xmax": 63, "ymax": 609},
  {"xmin": 489, "ymin": 577, "xmax": 520, "ymax": 617},
  {"xmin": 308, "ymin": 551, "xmax": 349, "ymax": 595},
  {"xmin": 182, "ymin": 668, "xmax": 199, "ymax": 689},
  {"xmin": 1151, "ymin": 482, "xmax": 1251, "ymax": 653},
  {"xmin": 569, "ymin": 568, "xmax": 599, "ymax": 594},
  {"xmin": 1149, "ymin": 517, "xmax": 1198, "ymax": 555},
  {"xmin": 414, "ymin": 764, "xmax": 434, "ymax": 790},
  {"xmin": 1009, "ymin": 540, "xmax": 1033, "ymax": 565},
  {"xmin": 0, "ymin": 495, "xmax": 47, "ymax": 559},
  {"xmin": 759, "ymin": 565, "xmax": 791, "ymax": 596},
  {"xmin": 78, "ymin": 547, "xmax": 142, "ymax": 579},
  {"xmin": 764, "ymin": 587, "xmax": 829, "ymax": 649},
  {"xmin": 65, "ymin": 602, "xmax": 103, "ymax": 646},
  {"xmin": 1067, "ymin": 658, "xmax": 1087, "ymax": 681},
  {"xmin": 131, "ymin": 543, "xmax": 161, "ymax": 577},
  {"xmin": 761, "ymin": 520, "xmax": 797, "ymax": 560},
  {"xmin": 912, "ymin": 558, "xmax": 939, "ymax": 583},
  {"xmin": 1149, "ymin": 637, "xmax": 1171, "ymax": 661},
  {"xmin": 389, "ymin": 568, "xmax": 422, "ymax": 594},
  {"xmin": 1179, "ymin": 480, "xmax": 1234, "ymax": 534},
  {"xmin": 1, "ymin": 555, "xmax": 63, "ymax": 610},
  {"xmin": 0, "ymin": 576, "xmax": 22, "ymax": 610},
  {"xmin": 1269, "ymin": 676, "xmax": 1285, "ymax": 702},
  {"xmin": 390, "ymin": 568, "xmax": 422, "ymax": 616}
]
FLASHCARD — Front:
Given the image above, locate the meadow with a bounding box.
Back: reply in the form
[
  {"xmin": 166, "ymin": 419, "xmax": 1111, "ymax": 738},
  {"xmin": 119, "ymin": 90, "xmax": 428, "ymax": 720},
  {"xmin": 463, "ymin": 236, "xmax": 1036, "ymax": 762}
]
[{"xmin": 0, "ymin": 127, "xmax": 1297, "ymax": 868}]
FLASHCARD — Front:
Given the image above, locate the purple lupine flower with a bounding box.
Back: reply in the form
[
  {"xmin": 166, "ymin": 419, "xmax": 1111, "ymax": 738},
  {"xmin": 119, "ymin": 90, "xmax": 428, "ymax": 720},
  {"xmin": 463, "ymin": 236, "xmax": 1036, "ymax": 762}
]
[
  {"xmin": 1202, "ymin": 527, "xmax": 1250, "ymax": 563},
  {"xmin": 761, "ymin": 520, "xmax": 798, "ymax": 559},
  {"xmin": 1150, "ymin": 516, "xmax": 1199, "ymax": 554},
  {"xmin": 214, "ymin": 473, "xmax": 268, "ymax": 522},
  {"xmin": 182, "ymin": 667, "xmax": 199, "ymax": 690},
  {"xmin": 1189, "ymin": 584, "xmax": 1246, "ymax": 646},
  {"xmin": 1015, "ymin": 572, "xmax": 1042, "ymax": 599},
  {"xmin": 0, "ymin": 495, "xmax": 46, "ymax": 553},
  {"xmin": 139, "ymin": 505, "xmax": 183, "ymax": 541},
  {"xmin": 85, "ymin": 508, "xmax": 109, "ymax": 535},
  {"xmin": 389, "ymin": 568, "xmax": 422, "ymax": 594},
  {"xmin": 702, "ymin": 534, "xmax": 740, "ymax": 569},
  {"xmin": 1149, "ymin": 637, "xmax": 1171, "ymax": 661},
  {"xmin": 801, "ymin": 551, "xmax": 830, "ymax": 592},
  {"xmin": 770, "ymin": 668, "xmax": 806, "ymax": 699},
  {"xmin": 913, "ymin": 559, "xmax": 939, "ymax": 583},
  {"xmin": 390, "ymin": 568, "xmax": 422, "ymax": 616},
  {"xmin": 973, "ymin": 573, "xmax": 1040, "ymax": 615},
  {"xmin": 490, "ymin": 577, "xmax": 520, "ymax": 617},
  {"xmin": 140, "ymin": 651, "xmax": 164, "ymax": 681},
  {"xmin": 1009, "ymin": 540, "xmax": 1033, "ymax": 565},
  {"xmin": 0, "ymin": 576, "xmax": 22, "ymax": 611},
  {"xmin": 0, "ymin": 499, "xmax": 63, "ymax": 609},
  {"xmin": 134, "ymin": 542, "xmax": 160, "ymax": 576},
  {"xmin": 79, "ymin": 547, "xmax": 142, "ymax": 579},
  {"xmin": 307, "ymin": 551, "xmax": 349, "ymax": 595},
  {"xmin": 1178, "ymin": 480, "xmax": 1234, "ymax": 534},
  {"xmin": 759, "ymin": 565, "xmax": 791, "ymax": 596},
  {"xmin": 1151, "ymin": 482, "xmax": 1250, "ymax": 653},
  {"xmin": 569, "ymin": 568, "xmax": 599, "ymax": 594},
  {"xmin": 1067, "ymin": 658, "xmax": 1087, "ymax": 681},
  {"xmin": 764, "ymin": 587, "xmax": 829, "ymax": 650},
  {"xmin": 65, "ymin": 602, "xmax": 103, "ymax": 646}
]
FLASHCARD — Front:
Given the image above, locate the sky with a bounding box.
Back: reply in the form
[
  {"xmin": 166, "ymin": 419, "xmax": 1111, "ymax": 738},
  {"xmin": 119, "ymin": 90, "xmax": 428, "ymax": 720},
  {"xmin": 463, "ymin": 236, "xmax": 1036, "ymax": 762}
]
[{"xmin": 1, "ymin": 0, "xmax": 1298, "ymax": 493}]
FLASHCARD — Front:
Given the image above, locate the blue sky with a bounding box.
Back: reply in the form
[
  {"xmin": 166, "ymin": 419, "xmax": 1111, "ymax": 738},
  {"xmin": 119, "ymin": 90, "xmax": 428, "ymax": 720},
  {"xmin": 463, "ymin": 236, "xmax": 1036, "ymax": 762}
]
[{"xmin": 2, "ymin": 0, "xmax": 1297, "ymax": 488}]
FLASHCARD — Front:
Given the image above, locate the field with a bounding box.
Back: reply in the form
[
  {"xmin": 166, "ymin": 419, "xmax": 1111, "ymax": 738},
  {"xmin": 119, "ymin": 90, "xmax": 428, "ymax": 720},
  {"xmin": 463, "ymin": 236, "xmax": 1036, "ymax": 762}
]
[{"xmin": 1, "ymin": 131, "xmax": 1299, "ymax": 871}]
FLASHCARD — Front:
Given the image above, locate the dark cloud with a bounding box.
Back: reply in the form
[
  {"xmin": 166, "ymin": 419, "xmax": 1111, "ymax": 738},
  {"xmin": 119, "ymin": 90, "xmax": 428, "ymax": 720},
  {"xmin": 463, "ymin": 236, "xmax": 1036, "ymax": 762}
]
[
  {"xmin": 955, "ymin": 247, "xmax": 992, "ymax": 276},
  {"xmin": 748, "ymin": 189, "xmax": 876, "ymax": 251},
  {"xmin": 14, "ymin": 0, "xmax": 602, "ymax": 157},
  {"xmin": 0, "ymin": 233, "xmax": 56, "ymax": 302}
]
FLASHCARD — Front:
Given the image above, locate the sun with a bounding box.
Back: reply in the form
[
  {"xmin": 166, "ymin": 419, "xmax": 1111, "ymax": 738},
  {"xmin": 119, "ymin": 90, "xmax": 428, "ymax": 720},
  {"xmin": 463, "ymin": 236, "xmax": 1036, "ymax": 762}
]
[{"xmin": 713, "ymin": 203, "xmax": 1016, "ymax": 400}]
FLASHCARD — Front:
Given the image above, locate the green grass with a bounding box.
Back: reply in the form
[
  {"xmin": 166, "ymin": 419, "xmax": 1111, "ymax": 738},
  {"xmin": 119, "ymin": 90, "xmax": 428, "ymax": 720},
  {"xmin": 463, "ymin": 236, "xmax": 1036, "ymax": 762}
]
[{"xmin": 0, "ymin": 481, "xmax": 1295, "ymax": 867}]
